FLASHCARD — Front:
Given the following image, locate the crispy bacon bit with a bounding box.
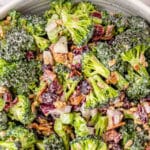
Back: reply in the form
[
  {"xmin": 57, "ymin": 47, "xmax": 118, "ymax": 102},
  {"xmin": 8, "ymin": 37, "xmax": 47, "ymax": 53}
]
[
  {"xmin": 28, "ymin": 117, "xmax": 53, "ymax": 136},
  {"xmin": 134, "ymin": 64, "xmax": 140, "ymax": 71},
  {"xmin": 107, "ymin": 122, "xmax": 125, "ymax": 130},
  {"xmin": 69, "ymin": 69, "xmax": 81, "ymax": 78},
  {"xmin": 53, "ymin": 101, "xmax": 66, "ymax": 109},
  {"xmin": 101, "ymin": 25, "xmax": 114, "ymax": 40},
  {"xmin": 70, "ymin": 91, "xmax": 85, "ymax": 106},
  {"xmin": 106, "ymin": 72, "xmax": 118, "ymax": 85},
  {"xmin": 104, "ymin": 129, "xmax": 122, "ymax": 143},
  {"xmin": 31, "ymin": 101, "xmax": 39, "ymax": 113},
  {"xmin": 137, "ymin": 104, "xmax": 148, "ymax": 123},
  {"xmin": 91, "ymin": 11, "xmax": 101, "ymax": 18},
  {"xmin": 50, "ymin": 44, "xmax": 68, "ymax": 64}
]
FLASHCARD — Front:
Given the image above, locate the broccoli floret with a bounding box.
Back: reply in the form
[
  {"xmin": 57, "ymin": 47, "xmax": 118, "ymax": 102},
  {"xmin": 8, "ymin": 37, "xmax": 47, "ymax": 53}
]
[
  {"xmin": 95, "ymin": 42, "xmax": 128, "ymax": 74},
  {"xmin": 54, "ymin": 63, "xmax": 82, "ymax": 101},
  {"xmin": 45, "ymin": 1, "xmax": 94, "ymax": 45},
  {"xmin": 44, "ymin": 0, "xmax": 72, "ymax": 19},
  {"xmin": 33, "ymin": 35, "xmax": 50, "ymax": 51},
  {"xmin": 0, "ymin": 111, "xmax": 8, "ymax": 131},
  {"xmin": 0, "ymin": 141, "xmax": 20, "ymax": 150},
  {"xmin": 82, "ymin": 52, "xmax": 128, "ymax": 90},
  {"xmin": 8, "ymin": 10, "xmax": 21, "ymax": 27},
  {"xmin": 0, "ymin": 59, "xmax": 41, "ymax": 95},
  {"xmin": 90, "ymin": 112, "xmax": 108, "ymax": 136},
  {"xmin": 125, "ymin": 68, "xmax": 150, "ymax": 100},
  {"xmin": 127, "ymin": 16, "xmax": 149, "ymax": 30},
  {"xmin": 112, "ymin": 28, "xmax": 150, "ymax": 53},
  {"xmin": 101, "ymin": 11, "xmax": 129, "ymax": 33},
  {"xmin": 4, "ymin": 125, "xmax": 36, "ymax": 149},
  {"xmin": 54, "ymin": 119, "xmax": 70, "ymax": 150},
  {"xmin": 70, "ymin": 135, "xmax": 107, "ymax": 150},
  {"xmin": 8, "ymin": 95, "xmax": 35, "ymax": 125},
  {"xmin": 82, "ymin": 52, "xmax": 110, "ymax": 79},
  {"xmin": 120, "ymin": 120, "xmax": 148, "ymax": 150},
  {"xmin": 18, "ymin": 14, "xmax": 46, "ymax": 36},
  {"xmin": 37, "ymin": 134, "xmax": 65, "ymax": 150},
  {"xmin": 122, "ymin": 44, "xmax": 149, "ymax": 77},
  {"xmin": 0, "ymin": 28, "xmax": 35, "ymax": 62},
  {"xmin": 74, "ymin": 2, "xmax": 96, "ymax": 14},
  {"xmin": 85, "ymin": 75, "xmax": 118, "ymax": 108},
  {"xmin": 61, "ymin": 8, "xmax": 93, "ymax": 46},
  {"xmin": 60, "ymin": 113, "xmax": 90, "ymax": 137}
]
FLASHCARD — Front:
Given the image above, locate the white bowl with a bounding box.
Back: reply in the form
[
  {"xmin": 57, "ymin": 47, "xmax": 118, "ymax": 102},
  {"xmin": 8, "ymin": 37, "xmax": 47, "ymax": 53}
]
[{"xmin": 0, "ymin": 0, "xmax": 150, "ymax": 23}]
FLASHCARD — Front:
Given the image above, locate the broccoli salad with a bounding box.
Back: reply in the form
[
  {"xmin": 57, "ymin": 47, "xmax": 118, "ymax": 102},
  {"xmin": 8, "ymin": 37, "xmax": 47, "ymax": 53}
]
[{"xmin": 0, "ymin": 0, "xmax": 150, "ymax": 149}]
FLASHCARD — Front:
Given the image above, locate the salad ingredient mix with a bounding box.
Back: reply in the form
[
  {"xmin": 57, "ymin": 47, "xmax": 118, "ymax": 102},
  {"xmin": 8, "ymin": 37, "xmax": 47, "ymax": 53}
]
[{"xmin": 0, "ymin": 0, "xmax": 150, "ymax": 149}]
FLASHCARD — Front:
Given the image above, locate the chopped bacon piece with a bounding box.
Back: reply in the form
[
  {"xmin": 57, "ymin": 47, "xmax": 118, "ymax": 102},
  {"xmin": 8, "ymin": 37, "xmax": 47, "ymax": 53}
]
[
  {"xmin": 28, "ymin": 117, "xmax": 53, "ymax": 136},
  {"xmin": 104, "ymin": 129, "xmax": 122, "ymax": 143},
  {"xmin": 100, "ymin": 25, "xmax": 115, "ymax": 40},
  {"xmin": 70, "ymin": 91, "xmax": 85, "ymax": 106},
  {"xmin": 106, "ymin": 72, "xmax": 119, "ymax": 85}
]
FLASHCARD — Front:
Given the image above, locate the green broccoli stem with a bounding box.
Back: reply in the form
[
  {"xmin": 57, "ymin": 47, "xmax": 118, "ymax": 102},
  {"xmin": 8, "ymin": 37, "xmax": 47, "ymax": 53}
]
[
  {"xmin": 64, "ymin": 79, "xmax": 81, "ymax": 101},
  {"xmin": 83, "ymin": 53, "xmax": 128, "ymax": 90},
  {"xmin": 86, "ymin": 75, "xmax": 118, "ymax": 108},
  {"xmin": 113, "ymin": 71, "xmax": 129, "ymax": 90},
  {"xmin": 90, "ymin": 113, "xmax": 108, "ymax": 136},
  {"xmin": 60, "ymin": 113, "xmax": 90, "ymax": 137},
  {"xmin": 83, "ymin": 53, "xmax": 110, "ymax": 78},
  {"xmin": 0, "ymin": 141, "xmax": 19, "ymax": 150},
  {"xmin": 54, "ymin": 119, "xmax": 69, "ymax": 150}
]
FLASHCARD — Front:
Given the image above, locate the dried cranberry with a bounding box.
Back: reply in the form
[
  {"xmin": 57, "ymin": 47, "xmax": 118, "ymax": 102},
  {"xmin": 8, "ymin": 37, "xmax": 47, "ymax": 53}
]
[
  {"xmin": 48, "ymin": 80, "xmax": 62, "ymax": 96},
  {"xmin": 71, "ymin": 63, "xmax": 82, "ymax": 71},
  {"xmin": 41, "ymin": 92, "xmax": 57, "ymax": 104},
  {"xmin": 91, "ymin": 11, "xmax": 101, "ymax": 18},
  {"xmin": 78, "ymin": 80, "xmax": 91, "ymax": 95},
  {"xmin": 92, "ymin": 25, "xmax": 105, "ymax": 41},
  {"xmin": 137, "ymin": 104, "xmax": 148, "ymax": 123},
  {"xmin": 73, "ymin": 45, "xmax": 89, "ymax": 55},
  {"xmin": 26, "ymin": 51, "xmax": 34, "ymax": 60},
  {"xmin": 2, "ymin": 92, "xmax": 12, "ymax": 102},
  {"xmin": 40, "ymin": 104, "xmax": 55, "ymax": 116}
]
